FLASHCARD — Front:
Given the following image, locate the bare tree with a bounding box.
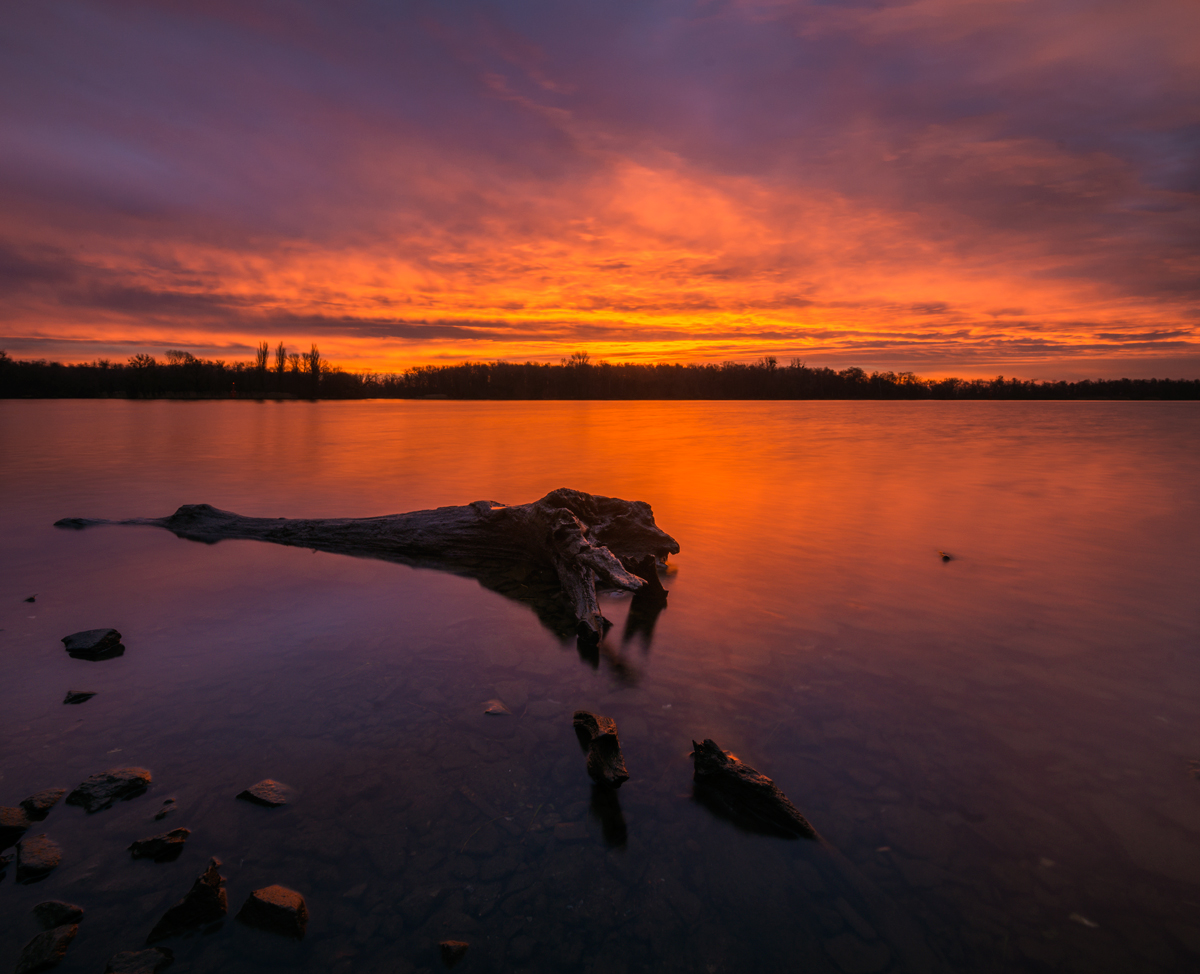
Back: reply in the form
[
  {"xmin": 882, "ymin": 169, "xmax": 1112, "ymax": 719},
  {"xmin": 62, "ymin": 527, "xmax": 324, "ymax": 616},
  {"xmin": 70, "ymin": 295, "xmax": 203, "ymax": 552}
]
[
  {"xmin": 255, "ymin": 341, "xmax": 269, "ymax": 372},
  {"xmin": 274, "ymin": 342, "xmax": 287, "ymax": 374},
  {"xmin": 306, "ymin": 344, "xmax": 321, "ymax": 375},
  {"xmin": 288, "ymin": 353, "xmax": 301, "ymax": 373}
]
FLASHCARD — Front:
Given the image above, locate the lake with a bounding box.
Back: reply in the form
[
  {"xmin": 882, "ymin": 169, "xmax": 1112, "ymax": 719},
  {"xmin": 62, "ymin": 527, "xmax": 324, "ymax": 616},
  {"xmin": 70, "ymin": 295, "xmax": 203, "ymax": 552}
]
[{"xmin": 2, "ymin": 399, "xmax": 1199, "ymax": 974}]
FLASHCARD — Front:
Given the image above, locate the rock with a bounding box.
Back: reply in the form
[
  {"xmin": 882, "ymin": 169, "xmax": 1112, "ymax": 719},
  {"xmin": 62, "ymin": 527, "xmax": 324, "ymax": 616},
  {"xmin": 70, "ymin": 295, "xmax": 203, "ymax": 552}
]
[
  {"xmin": 63, "ymin": 690, "xmax": 96, "ymax": 704},
  {"xmin": 483, "ymin": 699, "xmax": 511, "ymax": 715},
  {"xmin": 1, "ymin": 805, "xmax": 31, "ymax": 849},
  {"xmin": 105, "ymin": 948, "xmax": 174, "ymax": 973},
  {"xmin": 154, "ymin": 799, "xmax": 176, "ymax": 821},
  {"xmin": 66, "ymin": 768, "xmax": 151, "ymax": 813},
  {"xmin": 236, "ymin": 885, "xmax": 308, "ymax": 939},
  {"xmin": 439, "ymin": 940, "xmax": 469, "ymax": 968},
  {"xmin": 61, "ymin": 628, "xmax": 125, "ymax": 661},
  {"xmin": 15, "ymin": 925, "xmax": 78, "ymax": 974},
  {"xmin": 572, "ymin": 711, "xmax": 629, "ymax": 787},
  {"xmin": 25, "ymin": 595, "xmax": 36, "ymax": 602},
  {"xmin": 33, "ymin": 901, "xmax": 84, "ymax": 929},
  {"xmin": 236, "ymin": 779, "xmax": 290, "ymax": 807},
  {"xmin": 1, "ymin": 852, "xmax": 12, "ymax": 879},
  {"xmin": 17, "ymin": 834, "xmax": 63, "ymax": 883},
  {"xmin": 146, "ymin": 858, "xmax": 227, "ymax": 942},
  {"xmin": 691, "ymin": 739, "xmax": 816, "ymax": 838},
  {"xmin": 129, "ymin": 828, "xmax": 190, "ymax": 862},
  {"xmin": 21, "ymin": 789, "xmax": 67, "ymax": 821}
]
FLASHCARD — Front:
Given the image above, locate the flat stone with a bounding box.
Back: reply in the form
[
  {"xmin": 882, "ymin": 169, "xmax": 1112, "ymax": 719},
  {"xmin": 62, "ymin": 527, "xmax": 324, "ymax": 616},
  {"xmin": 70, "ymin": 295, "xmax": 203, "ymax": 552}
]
[
  {"xmin": 63, "ymin": 690, "xmax": 97, "ymax": 705},
  {"xmin": 15, "ymin": 924, "xmax": 78, "ymax": 974},
  {"xmin": 691, "ymin": 739, "xmax": 816, "ymax": 839},
  {"xmin": 439, "ymin": 940, "xmax": 470, "ymax": 968},
  {"xmin": 33, "ymin": 901, "xmax": 84, "ymax": 929},
  {"xmin": 61, "ymin": 628, "xmax": 125, "ymax": 660},
  {"xmin": 66, "ymin": 768, "xmax": 151, "ymax": 813},
  {"xmin": 1, "ymin": 805, "xmax": 31, "ymax": 849},
  {"xmin": 146, "ymin": 858, "xmax": 227, "ymax": 942},
  {"xmin": 17, "ymin": 834, "xmax": 63, "ymax": 883},
  {"xmin": 129, "ymin": 828, "xmax": 190, "ymax": 862},
  {"xmin": 21, "ymin": 789, "xmax": 68, "ymax": 821},
  {"xmin": 236, "ymin": 885, "xmax": 308, "ymax": 939},
  {"xmin": 573, "ymin": 711, "xmax": 629, "ymax": 787},
  {"xmin": 105, "ymin": 948, "xmax": 175, "ymax": 973},
  {"xmin": 483, "ymin": 699, "xmax": 511, "ymax": 715},
  {"xmin": 236, "ymin": 779, "xmax": 289, "ymax": 807},
  {"xmin": 154, "ymin": 799, "xmax": 176, "ymax": 821}
]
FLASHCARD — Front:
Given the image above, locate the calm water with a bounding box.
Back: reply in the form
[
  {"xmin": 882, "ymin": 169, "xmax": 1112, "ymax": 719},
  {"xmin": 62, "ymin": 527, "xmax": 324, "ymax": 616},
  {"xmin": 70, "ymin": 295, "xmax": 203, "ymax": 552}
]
[{"xmin": 1, "ymin": 400, "xmax": 1199, "ymax": 974}]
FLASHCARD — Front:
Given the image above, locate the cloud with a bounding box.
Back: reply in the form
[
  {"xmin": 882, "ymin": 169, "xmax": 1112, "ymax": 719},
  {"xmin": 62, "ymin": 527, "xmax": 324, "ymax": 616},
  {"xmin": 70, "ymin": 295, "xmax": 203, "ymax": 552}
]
[{"xmin": 0, "ymin": 0, "xmax": 1196, "ymax": 375}]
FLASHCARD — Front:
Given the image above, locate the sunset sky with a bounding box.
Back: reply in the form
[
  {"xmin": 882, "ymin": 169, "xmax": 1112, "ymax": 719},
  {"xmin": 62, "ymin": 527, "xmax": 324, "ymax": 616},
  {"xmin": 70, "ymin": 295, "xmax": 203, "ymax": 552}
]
[{"xmin": 2, "ymin": 0, "xmax": 1198, "ymax": 378}]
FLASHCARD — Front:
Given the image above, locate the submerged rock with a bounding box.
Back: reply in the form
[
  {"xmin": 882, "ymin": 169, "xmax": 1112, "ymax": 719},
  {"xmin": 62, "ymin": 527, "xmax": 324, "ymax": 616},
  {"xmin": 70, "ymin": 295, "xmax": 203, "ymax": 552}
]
[
  {"xmin": 236, "ymin": 780, "xmax": 290, "ymax": 807},
  {"xmin": 573, "ymin": 711, "xmax": 629, "ymax": 787},
  {"xmin": 61, "ymin": 628, "xmax": 125, "ymax": 661},
  {"xmin": 129, "ymin": 828, "xmax": 190, "ymax": 862},
  {"xmin": 146, "ymin": 858, "xmax": 227, "ymax": 942},
  {"xmin": 1, "ymin": 852, "xmax": 12, "ymax": 879},
  {"xmin": 1, "ymin": 805, "xmax": 31, "ymax": 849},
  {"xmin": 63, "ymin": 690, "xmax": 96, "ymax": 705},
  {"xmin": 17, "ymin": 834, "xmax": 63, "ymax": 883},
  {"xmin": 33, "ymin": 901, "xmax": 84, "ymax": 929},
  {"xmin": 691, "ymin": 739, "xmax": 816, "ymax": 839},
  {"xmin": 21, "ymin": 789, "xmax": 68, "ymax": 821},
  {"xmin": 15, "ymin": 925, "xmax": 78, "ymax": 974},
  {"xmin": 66, "ymin": 768, "xmax": 151, "ymax": 813},
  {"xmin": 483, "ymin": 699, "xmax": 511, "ymax": 715},
  {"xmin": 439, "ymin": 940, "xmax": 470, "ymax": 968},
  {"xmin": 154, "ymin": 799, "xmax": 177, "ymax": 821},
  {"xmin": 236, "ymin": 885, "xmax": 308, "ymax": 939},
  {"xmin": 105, "ymin": 948, "xmax": 174, "ymax": 973}
]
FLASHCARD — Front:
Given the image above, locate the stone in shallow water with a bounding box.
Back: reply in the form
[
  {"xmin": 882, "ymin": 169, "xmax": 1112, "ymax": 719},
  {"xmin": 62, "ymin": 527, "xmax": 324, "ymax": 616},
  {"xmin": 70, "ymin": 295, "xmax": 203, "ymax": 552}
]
[
  {"xmin": 15, "ymin": 925, "xmax": 78, "ymax": 974},
  {"xmin": 236, "ymin": 885, "xmax": 308, "ymax": 939},
  {"xmin": 129, "ymin": 828, "xmax": 191, "ymax": 862},
  {"xmin": 33, "ymin": 900, "xmax": 84, "ymax": 929},
  {"xmin": 21, "ymin": 789, "xmax": 67, "ymax": 821},
  {"xmin": 236, "ymin": 780, "xmax": 290, "ymax": 807},
  {"xmin": 573, "ymin": 711, "xmax": 629, "ymax": 787},
  {"xmin": 61, "ymin": 628, "xmax": 124, "ymax": 660},
  {"xmin": 147, "ymin": 858, "xmax": 227, "ymax": 942},
  {"xmin": 691, "ymin": 738, "xmax": 816, "ymax": 839},
  {"xmin": 439, "ymin": 940, "xmax": 469, "ymax": 968},
  {"xmin": 154, "ymin": 799, "xmax": 176, "ymax": 821},
  {"xmin": 483, "ymin": 699, "xmax": 511, "ymax": 715},
  {"xmin": 1, "ymin": 852, "xmax": 12, "ymax": 877},
  {"xmin": 1, "ymin": 805, "xmax": 31, "ymax": 849},
  {"xmin": 104, "ymin": 948, "xmax": 174, "ymax": 973},
  {"xmin": 63, "ymin": 690, "xmax": 96, "ymax": 705},
  {"xmin": 17, "ymin": 834, "xmax": 63, "ymax": 883},
  {"xmin": 67, "ymin": 768, "xmax": 152, "ymax": 813}
]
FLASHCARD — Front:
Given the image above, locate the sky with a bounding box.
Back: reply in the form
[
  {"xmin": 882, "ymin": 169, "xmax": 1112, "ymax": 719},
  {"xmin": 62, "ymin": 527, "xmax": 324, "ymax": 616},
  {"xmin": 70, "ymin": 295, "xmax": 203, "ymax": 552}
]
[{"xmin": 2, "ymin": 0, "xmax": 1198, "ymax": 378}]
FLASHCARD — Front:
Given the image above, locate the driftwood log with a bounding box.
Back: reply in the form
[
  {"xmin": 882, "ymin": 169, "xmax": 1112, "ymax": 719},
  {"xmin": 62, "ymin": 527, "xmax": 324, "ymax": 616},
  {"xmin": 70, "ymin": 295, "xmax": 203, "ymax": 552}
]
[{"xmin": 57, "ymin": 488, "xmax": 679, "ymax": 641}]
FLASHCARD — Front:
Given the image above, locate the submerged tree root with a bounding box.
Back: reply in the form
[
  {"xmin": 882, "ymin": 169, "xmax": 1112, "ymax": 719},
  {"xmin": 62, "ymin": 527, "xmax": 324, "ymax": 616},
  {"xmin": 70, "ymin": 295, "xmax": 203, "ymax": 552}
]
[{"xmin": 57, "ymin": 488, "xmax": 679, "ymax": 641}]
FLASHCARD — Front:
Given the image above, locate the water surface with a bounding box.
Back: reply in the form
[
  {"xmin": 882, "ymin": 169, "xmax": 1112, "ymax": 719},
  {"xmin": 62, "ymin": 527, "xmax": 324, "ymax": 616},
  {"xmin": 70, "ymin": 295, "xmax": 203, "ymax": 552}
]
[{"xmin": 2, "ymin": 400, "xmax": 1199, "ymax": 973}]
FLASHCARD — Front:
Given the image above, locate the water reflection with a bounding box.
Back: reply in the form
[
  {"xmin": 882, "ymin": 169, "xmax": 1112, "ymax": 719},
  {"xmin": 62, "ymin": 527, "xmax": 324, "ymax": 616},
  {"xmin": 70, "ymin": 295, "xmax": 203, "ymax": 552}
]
[{"xmin": 2, "ymin": 400, "xmax": 1199, "ymax": 974}]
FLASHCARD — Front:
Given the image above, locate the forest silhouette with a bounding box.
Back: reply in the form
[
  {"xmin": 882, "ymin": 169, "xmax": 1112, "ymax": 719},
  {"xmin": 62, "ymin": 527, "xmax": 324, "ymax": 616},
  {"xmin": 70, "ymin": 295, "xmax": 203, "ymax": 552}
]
[{"xmin": 2, "ymin": 347, "xmax": 1197, "ymax": 400}]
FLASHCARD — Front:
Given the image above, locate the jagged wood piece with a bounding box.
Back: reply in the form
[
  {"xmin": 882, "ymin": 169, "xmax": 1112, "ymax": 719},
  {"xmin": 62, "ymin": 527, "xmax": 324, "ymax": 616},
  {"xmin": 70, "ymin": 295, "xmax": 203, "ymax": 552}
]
[
  {"xmin": 691, "ymin": 739, "xmax": 817, "ymax": 839},
  {"xmin": 57, "ymin": 488, "xmax": 679, "ymax": 640},
  {"xmin": 573, "ymin": 711, "xmax": 629, "ymax": 787}
]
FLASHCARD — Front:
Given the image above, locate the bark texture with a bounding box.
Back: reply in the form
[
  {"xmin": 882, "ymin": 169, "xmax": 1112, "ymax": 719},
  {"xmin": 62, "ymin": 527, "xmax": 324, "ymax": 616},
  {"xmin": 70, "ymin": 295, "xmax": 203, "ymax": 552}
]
[{"xmin": 57, "ymin": 488, "xmax": 679, "ymax": 640}]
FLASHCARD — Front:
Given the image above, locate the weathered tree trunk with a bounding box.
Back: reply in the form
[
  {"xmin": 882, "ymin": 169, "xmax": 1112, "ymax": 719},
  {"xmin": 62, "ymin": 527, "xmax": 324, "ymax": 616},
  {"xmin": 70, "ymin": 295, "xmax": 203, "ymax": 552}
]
[{"xmin": 56, "ymin": 488, "xmax": 679, "ymax": 641}]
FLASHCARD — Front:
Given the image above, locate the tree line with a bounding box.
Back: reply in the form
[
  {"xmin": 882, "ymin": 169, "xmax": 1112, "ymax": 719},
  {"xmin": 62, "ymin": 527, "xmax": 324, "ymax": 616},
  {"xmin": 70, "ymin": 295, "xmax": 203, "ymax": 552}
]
[{"xmin": 2, "ymin": 347, "xmax": 1198, "ymax": 400}]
